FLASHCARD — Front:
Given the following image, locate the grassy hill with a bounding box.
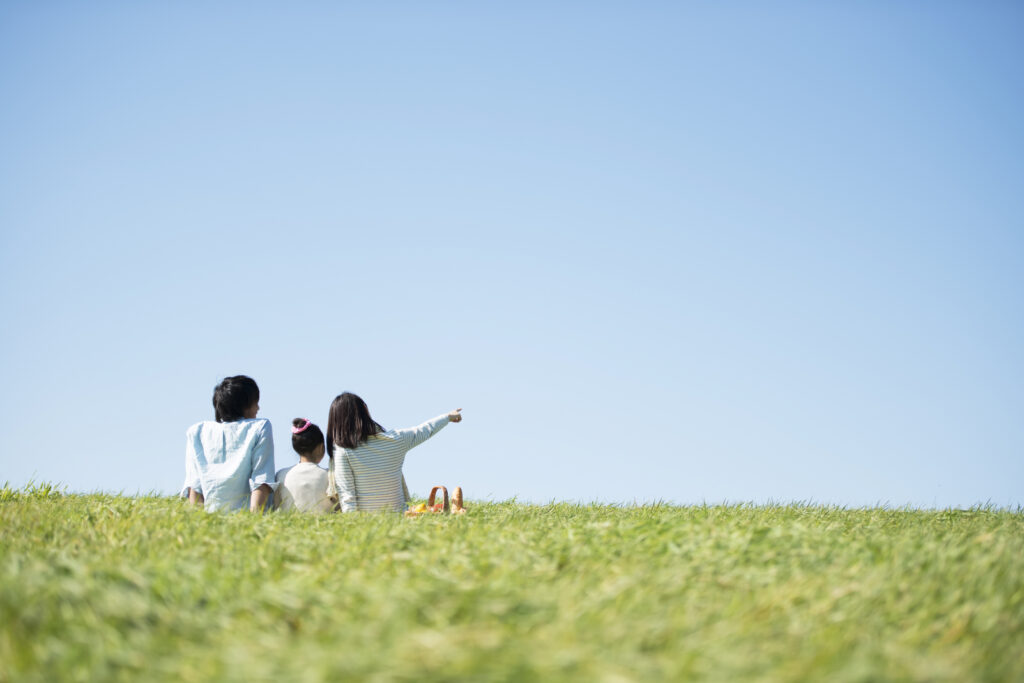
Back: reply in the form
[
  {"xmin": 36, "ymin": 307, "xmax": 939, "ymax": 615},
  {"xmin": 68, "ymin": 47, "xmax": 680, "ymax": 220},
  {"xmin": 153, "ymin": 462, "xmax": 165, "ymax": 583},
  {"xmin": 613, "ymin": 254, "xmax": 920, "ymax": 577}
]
[{"xmin": 1, "ymin": 484, "xmax": 1021, "ymax": 682}]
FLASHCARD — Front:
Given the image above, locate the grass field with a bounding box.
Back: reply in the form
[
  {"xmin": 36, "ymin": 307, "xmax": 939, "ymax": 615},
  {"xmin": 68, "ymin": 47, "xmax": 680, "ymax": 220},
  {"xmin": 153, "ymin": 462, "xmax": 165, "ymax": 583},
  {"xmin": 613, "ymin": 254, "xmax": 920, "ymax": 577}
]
[{"xmin": 1, "ymin": 484, "xmax": 1022, "ymax": 682}]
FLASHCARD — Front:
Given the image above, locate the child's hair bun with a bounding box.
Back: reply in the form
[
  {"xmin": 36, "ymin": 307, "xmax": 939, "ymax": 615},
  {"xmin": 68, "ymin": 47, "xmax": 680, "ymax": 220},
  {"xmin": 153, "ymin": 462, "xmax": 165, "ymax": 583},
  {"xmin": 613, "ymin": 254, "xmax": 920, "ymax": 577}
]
[{"xmin": 290, "ymin": 418, "xmax": 324, "ymax": 457}]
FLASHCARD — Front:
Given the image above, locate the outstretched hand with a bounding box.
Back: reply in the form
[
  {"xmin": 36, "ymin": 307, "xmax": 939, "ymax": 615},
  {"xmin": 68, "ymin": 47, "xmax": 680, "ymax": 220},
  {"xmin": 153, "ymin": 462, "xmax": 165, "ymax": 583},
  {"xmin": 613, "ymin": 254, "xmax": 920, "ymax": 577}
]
[{"xmin": 448, "ymin": 408, "xmax": 463, "ymax": 423}]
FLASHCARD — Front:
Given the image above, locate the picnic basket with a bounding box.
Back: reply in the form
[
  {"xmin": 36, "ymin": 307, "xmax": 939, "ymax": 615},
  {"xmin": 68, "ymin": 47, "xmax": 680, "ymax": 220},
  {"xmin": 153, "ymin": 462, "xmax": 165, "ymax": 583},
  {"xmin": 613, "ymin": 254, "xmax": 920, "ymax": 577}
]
[{"xmin": 405, "ymin": 485, "xmax": 467, "ymax": 516}]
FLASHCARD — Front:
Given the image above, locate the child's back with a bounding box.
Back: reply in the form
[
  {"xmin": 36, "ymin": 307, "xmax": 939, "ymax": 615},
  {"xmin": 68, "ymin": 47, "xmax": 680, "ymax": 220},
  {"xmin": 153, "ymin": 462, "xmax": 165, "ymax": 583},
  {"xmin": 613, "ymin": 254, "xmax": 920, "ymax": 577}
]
[
  {"xmin": 273, "ymin": 418, "xmax": 333, "ymax": 513},
  {"xmin": 275, "ymin": 462, "xmax": 333, "ymax": 513}
]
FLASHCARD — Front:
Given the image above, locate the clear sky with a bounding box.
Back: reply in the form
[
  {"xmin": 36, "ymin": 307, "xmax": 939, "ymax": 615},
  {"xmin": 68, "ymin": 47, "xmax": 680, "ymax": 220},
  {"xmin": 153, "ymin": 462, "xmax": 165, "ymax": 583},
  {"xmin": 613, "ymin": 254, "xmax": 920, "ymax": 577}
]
[{"xmin": 1, "ymin": 2, "xmax": 1021, "ymax": 507}]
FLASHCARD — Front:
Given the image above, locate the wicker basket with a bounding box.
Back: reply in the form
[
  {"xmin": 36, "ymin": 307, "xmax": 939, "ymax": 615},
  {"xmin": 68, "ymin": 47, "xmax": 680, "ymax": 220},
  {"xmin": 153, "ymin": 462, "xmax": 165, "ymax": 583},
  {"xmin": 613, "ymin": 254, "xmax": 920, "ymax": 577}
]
[{"xmin": 405, "ymin": 485, "xmax": 466, "ymax": 516}]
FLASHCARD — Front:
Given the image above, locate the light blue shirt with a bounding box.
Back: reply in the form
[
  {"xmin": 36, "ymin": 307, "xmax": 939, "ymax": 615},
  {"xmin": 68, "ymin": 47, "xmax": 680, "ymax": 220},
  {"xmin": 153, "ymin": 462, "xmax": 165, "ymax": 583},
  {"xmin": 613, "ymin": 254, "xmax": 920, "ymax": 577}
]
[{"xmin": 182, "ymin": 418, "xmax": 277, "ymax": 512}]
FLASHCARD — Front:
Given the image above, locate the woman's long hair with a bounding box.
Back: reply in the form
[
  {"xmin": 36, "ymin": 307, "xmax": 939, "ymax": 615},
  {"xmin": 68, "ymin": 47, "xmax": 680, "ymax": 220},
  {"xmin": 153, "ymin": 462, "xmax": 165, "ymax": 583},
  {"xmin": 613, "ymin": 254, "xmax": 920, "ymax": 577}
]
[{"xmin": 326, "ymin": 392, "xmax": 384, "ymax": 454}]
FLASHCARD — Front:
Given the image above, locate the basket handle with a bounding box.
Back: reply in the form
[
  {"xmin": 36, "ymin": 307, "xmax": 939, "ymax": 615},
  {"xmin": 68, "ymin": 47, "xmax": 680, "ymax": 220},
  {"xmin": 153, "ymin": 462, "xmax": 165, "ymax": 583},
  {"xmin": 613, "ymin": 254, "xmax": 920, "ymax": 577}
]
[{"xmin": 427, "ymin": 486, "xmax": 450, "ymax": 513}]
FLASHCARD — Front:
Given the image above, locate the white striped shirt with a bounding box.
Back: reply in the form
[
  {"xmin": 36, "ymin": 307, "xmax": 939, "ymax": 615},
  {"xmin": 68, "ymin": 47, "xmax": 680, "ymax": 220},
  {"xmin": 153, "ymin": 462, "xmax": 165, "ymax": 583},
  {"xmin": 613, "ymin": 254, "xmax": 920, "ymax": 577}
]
[{"xmin": 330, "ymin": 414, "xmax": 450, "ymax": 512}]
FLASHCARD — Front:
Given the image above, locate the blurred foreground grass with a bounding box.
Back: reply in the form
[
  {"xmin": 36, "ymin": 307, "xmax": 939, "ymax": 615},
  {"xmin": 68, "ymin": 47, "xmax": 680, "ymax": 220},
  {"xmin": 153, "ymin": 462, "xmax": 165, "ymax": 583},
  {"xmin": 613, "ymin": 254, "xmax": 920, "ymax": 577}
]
[{"xmin": 1, "ymin": 484, "xmax": 1022, "ymax": 682}]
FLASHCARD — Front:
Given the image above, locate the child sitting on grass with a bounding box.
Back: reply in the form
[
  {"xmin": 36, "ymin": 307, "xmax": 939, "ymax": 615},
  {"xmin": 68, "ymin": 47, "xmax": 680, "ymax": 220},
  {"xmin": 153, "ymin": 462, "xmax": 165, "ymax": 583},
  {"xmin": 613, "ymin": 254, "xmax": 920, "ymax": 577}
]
[{"xmin": 273, "ymin": 418, "xmax": 334, "ymax": 513}]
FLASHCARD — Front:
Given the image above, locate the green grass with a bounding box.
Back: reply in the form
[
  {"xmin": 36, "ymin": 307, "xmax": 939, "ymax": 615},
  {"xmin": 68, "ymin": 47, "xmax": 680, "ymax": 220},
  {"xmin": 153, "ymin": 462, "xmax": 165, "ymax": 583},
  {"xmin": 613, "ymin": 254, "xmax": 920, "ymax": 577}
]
[{"xmin": 1, "ymin": 484, "xmax": 1022, "ymax": 682}]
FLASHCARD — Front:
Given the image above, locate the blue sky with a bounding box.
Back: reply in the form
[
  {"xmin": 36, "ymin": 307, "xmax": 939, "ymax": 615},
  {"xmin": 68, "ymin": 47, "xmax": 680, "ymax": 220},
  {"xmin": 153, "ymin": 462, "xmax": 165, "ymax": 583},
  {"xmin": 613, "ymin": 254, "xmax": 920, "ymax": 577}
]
[{"xmin": 1, "ymin": 1, "xmax": 1021, "ymax": 507}]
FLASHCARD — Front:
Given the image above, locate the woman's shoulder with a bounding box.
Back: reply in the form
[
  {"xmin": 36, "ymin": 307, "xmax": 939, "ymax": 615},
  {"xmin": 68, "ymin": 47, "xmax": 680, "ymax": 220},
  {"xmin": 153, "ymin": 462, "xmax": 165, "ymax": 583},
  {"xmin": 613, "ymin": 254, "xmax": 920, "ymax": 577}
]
[
  {"xmin": 334, "ymin": 430, "xmax": 401, "ymax": 453},
  {"xmin": 370, "ymin": 429, "xmax": 402, "ymax": 442}
]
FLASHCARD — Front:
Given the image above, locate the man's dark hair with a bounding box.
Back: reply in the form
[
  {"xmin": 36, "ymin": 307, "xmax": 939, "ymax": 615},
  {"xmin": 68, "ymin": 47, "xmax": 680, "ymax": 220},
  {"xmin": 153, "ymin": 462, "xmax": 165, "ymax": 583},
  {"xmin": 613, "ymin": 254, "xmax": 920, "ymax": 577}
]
[
  {"xmin": 326, "ymin": 392, "xmax": 384, "ymax": 453},
  {"xmin": 212, "ymin": 375, "xmax": 260, "ymax": 423}
]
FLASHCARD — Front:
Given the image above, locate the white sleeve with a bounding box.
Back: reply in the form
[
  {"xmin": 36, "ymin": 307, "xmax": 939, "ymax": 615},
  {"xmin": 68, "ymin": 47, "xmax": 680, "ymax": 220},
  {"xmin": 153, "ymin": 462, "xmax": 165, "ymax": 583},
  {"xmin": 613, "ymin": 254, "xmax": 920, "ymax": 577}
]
[
  {"xmin": 396, "ymin": 414, "xmax": 451, "ymax": 450},
  {"xmin": 181, "ymin": 427, "xmax": 202, "ymax": 497},
  {"xmin": 272, "ymin": 470, "xmax": 286, "ymax": 510},
  {"xmin": 338, "ymin": 451, "xmax": 358, "ymax": 512}
]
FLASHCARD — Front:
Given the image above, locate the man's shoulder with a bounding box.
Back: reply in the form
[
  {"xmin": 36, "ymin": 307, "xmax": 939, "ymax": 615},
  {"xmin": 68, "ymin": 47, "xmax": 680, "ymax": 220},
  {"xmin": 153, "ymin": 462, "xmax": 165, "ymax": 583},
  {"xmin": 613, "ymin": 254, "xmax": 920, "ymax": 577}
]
[
  {"xmin": 236, "ymin": 418, "xmax": 273, "ymax": 436},
  {"xmin": 187, "ymin": 421, "xmax": 215, "ymax": 437},
  {"xmin": 188, "ymin": 418, "xmax": 270, "ymax": 432}
]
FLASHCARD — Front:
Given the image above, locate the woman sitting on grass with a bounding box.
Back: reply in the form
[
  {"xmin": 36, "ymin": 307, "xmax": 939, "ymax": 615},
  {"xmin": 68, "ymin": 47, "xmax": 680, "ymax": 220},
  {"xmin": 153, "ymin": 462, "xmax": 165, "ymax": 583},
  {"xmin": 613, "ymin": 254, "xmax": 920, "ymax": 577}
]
[
  {"xmin": 182, "ymin": 375, "xmax": 277, "ymax": 512},
  {"xmin": 273, "ymin": 418, "xmax": 334, "ymax": 514},
  {"xmin": 326, "ymin": 392, "xmax": 462, "ymax": 513}
]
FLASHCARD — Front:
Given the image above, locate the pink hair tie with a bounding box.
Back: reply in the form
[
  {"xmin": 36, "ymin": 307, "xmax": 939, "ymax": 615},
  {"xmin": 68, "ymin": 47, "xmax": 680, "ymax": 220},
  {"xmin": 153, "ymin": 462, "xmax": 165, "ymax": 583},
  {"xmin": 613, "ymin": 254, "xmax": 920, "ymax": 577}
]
[{"xmin": 292, "ymin": 419, "xmax": 312, "ymax": 434}]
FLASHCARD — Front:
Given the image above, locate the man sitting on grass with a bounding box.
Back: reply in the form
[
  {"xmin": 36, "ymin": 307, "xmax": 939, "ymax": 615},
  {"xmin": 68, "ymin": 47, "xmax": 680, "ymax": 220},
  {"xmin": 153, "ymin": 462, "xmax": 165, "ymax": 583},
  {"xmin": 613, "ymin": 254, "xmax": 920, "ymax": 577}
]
[{"xmin": 183, "ymin": 375, "xmax": 277, "ymax": 512}]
